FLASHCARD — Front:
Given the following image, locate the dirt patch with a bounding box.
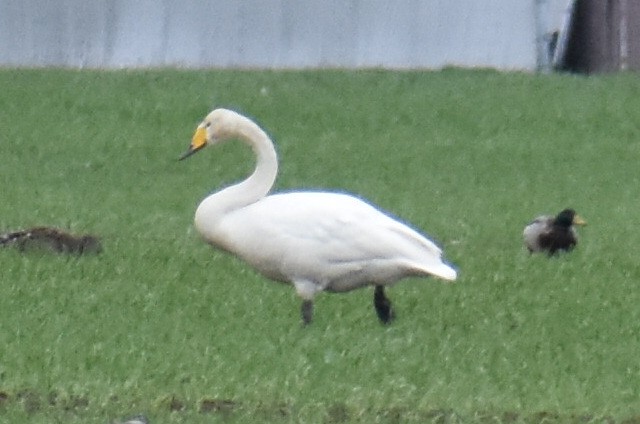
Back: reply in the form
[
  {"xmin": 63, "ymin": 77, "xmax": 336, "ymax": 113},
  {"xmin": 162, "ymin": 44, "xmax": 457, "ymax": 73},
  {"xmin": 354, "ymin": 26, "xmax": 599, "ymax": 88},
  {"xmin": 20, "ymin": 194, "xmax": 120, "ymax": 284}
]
[
  {"xmin": 0, "ymin": 388, "xmax": 631, "ymax": 422},
  {"xmin": 0, "ymin": 391, "xmax": 9, "ymax": 408},
  {"xmin": 326, "ymin": 402, "xmax": 349, "ymax": 423},
  {"xmin": 199, "ymin": 398, "xmax": 236, "ymax": 414},
  {"xmin": 165, "ymin": 395, "xmax": 185, "ymax": 412}
]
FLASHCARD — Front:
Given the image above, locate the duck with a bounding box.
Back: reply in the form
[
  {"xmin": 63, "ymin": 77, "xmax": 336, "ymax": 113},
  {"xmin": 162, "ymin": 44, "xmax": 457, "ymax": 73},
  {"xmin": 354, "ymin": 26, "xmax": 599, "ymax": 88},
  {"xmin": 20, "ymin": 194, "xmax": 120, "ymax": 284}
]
[
  {"xmin": 179, "ymin": 108, "xmax": 457, "ymax": 325},
  {"xmin": 523, "ymin": 208, "xmax": 586, "ymax": 255}
]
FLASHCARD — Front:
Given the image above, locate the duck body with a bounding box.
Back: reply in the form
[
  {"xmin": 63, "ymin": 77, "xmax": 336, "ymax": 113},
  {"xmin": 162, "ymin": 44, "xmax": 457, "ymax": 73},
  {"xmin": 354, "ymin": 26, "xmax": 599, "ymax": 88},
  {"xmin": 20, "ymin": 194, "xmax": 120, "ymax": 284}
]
[
  {"xmin": 523, "ymin": 208, "xmax": 586, "ymax": 256},
  {"xmin": 181, "ymin": 108, "xmax": 456, "ymax": 324}
]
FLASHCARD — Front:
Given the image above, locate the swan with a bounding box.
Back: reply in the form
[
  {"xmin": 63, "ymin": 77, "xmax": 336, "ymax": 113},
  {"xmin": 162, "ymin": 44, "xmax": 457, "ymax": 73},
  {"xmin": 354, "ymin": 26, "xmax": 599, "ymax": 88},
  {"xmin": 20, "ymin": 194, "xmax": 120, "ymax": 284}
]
[
  {"xmin": 523, "ymin": 208, "xmax": 586, "ymax": 255},
  {"xmin": 179, "ymin": 108, "xmax": 457, "ymax": 325}
]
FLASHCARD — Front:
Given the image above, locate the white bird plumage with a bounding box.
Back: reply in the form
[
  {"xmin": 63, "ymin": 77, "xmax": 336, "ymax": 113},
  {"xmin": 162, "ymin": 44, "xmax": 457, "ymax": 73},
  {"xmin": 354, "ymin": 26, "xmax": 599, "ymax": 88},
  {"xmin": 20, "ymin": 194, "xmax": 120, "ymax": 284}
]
[{"xmin": 180, "ymin": 108, "xmax": 456, "ymax": 325}]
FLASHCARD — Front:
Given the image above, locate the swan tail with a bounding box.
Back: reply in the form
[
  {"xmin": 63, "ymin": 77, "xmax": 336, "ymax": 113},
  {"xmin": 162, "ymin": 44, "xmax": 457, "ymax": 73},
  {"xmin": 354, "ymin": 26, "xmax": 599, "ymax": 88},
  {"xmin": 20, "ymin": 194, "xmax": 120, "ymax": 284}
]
[{"xmin": 414, "ymin": 261, "xmax": 457, "ymax": 282}]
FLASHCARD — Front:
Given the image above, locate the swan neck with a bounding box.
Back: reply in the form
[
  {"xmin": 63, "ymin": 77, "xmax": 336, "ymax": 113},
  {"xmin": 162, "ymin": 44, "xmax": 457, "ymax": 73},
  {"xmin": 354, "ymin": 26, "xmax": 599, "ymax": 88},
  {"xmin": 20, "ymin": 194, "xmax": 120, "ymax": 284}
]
[
  {"xmin": 196, "ymin": 116, "xmax": 278, "ymax": 232},
  {"xmin": 235, "ymin": 118, "xmax": 278, "ymax": 200}
]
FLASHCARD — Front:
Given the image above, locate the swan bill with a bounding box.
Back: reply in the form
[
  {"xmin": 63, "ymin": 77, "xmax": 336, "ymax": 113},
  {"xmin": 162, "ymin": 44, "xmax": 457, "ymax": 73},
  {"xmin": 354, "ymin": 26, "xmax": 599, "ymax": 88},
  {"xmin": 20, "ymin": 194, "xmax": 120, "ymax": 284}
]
[
  {"xmin": 179, "ymin": 144, "xmax": 203, "ymax": 160},
  {"xmin": 179, "ymin": 126, "xmax": 208, "ymax": 161}
]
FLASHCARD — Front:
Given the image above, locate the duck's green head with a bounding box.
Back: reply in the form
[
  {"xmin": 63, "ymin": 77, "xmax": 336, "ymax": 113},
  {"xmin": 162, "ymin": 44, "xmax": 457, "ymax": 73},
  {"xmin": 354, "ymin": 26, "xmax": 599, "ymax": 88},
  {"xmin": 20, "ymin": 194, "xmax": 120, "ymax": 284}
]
[{"xmin": 555, "ymin": 209, "xmax": 587, "ymax": 227}]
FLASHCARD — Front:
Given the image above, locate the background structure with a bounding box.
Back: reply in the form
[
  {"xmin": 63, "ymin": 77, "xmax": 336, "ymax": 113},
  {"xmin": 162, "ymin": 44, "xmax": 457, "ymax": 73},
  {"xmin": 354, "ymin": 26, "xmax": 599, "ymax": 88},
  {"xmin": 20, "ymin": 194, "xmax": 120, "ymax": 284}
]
[{"xmin": 0, "ymin": 0, "xmax": 574, "ymax": 70}]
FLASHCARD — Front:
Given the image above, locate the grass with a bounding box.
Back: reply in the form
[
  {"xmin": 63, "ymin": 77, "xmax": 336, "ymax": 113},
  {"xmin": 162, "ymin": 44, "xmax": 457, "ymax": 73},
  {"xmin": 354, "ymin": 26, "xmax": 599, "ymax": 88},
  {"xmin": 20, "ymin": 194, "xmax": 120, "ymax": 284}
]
[{"xmin": 1, "ymin": 68, "xmax": 640, "ymax": 423}]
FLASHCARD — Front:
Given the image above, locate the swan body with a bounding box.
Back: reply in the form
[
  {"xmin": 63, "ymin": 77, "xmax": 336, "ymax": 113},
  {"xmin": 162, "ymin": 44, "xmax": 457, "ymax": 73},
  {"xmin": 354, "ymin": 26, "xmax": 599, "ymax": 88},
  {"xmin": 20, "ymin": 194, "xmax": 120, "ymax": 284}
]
[
  {"xmin": 180, "ymin": 108, "xmax": 456, "ymax": 324},
  {"xmin": 523, "ymin": 208, "xmax": 586, "ymax": 255}
]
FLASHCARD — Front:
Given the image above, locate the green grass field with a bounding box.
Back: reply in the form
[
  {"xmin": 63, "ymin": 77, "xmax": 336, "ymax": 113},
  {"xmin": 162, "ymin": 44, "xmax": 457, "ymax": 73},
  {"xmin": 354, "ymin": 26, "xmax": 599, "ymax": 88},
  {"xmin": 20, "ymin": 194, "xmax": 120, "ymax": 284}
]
[{"xmin": 1, "ymin": 68, "xmax": 639, "ymax": 423}]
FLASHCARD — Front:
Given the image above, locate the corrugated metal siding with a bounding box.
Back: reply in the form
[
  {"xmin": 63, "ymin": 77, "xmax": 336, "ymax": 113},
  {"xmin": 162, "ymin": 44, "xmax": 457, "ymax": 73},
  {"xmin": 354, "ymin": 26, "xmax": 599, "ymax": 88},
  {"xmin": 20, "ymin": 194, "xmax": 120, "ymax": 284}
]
[{"xmin": 0, "ymin": 0, "xmax": 561, "ymax": 70}]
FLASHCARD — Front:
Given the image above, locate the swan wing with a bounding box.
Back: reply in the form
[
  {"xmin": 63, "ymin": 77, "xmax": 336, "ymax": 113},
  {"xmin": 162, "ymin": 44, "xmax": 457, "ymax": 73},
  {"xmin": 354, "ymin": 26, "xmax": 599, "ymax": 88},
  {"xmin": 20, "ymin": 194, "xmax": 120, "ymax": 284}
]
[{"xmin": 214, "ymin": 192, "xmax": 456, "ymax": 284}]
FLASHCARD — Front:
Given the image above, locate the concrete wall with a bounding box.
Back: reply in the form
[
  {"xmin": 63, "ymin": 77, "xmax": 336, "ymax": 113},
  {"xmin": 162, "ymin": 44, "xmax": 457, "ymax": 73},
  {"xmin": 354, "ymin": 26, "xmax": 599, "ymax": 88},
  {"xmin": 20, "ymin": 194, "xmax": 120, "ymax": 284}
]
[{"xmin": 0, "ymin": 0, "xmax": 568, "ymax": 70}]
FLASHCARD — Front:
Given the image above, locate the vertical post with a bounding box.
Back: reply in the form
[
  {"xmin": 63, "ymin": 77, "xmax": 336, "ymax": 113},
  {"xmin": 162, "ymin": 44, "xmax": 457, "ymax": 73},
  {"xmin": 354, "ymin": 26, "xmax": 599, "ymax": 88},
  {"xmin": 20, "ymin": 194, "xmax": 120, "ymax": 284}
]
[
  {"xmin": 535, "ymin": 0, "xmax": 552, "ymax": 73},
  {"xmin": 620, "ymin": 0, "xmax": 629, "ymax": 70}
]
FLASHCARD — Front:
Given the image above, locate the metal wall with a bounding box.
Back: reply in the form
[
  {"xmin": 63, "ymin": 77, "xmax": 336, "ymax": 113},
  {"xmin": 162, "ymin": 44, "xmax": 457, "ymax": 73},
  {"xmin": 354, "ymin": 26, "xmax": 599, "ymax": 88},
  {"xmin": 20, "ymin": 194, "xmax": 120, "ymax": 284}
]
[{"xmin": 0, "ymin": 0, "xmax": 566, "ymax": 70}]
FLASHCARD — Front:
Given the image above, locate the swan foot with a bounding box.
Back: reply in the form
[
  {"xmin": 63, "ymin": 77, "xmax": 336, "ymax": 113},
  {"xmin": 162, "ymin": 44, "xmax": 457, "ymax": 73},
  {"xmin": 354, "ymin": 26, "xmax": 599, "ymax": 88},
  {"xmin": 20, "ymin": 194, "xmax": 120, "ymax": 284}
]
[
  {"xmin": 374, "ymin": 285, "xmax": 395, "ymax": 324},
  {"xmin": 301, "ymin": 300, "xmax": 314, "ymax": 325}
]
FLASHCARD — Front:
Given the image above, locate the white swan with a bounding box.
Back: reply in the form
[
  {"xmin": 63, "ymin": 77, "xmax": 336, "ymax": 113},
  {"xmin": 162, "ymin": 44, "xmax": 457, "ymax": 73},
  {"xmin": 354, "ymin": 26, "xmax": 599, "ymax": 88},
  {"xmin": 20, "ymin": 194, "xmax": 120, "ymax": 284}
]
[{"xmin": 180, "ymin": 108, "xmax": 457, "ymax": 325}]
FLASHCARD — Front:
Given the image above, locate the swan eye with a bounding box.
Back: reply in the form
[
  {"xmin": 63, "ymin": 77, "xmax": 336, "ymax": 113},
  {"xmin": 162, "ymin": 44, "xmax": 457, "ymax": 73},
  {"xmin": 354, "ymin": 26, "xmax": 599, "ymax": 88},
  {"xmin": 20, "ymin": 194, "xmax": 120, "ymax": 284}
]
[{"xmin": 205, "ymin": 122, "xmax": 211, "ymax": 128}]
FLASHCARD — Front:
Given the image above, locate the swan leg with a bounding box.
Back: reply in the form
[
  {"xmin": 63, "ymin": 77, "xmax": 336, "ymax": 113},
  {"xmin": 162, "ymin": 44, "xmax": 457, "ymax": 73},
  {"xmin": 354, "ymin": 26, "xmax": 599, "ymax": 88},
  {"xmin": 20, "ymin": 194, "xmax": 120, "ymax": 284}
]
[
  {"xmin": 301, "ymin": 300, "xmax": 314, "ymax": 325},
  {"xmin": 374, "ymin": 285, "xmax": 395, "ymax": 324},
  {"xmin": 293, "ymin": 280, "xmax": 320, "ymax": 326}
]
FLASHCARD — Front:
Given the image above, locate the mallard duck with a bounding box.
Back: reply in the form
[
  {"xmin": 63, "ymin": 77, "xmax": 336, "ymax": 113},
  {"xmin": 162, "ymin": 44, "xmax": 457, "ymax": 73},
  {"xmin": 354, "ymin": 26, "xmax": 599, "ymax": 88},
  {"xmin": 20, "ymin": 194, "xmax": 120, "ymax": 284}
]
[
  {"xmin": 523, "ymin": 208, "xmax": 586, "ymax": 255},
  {"xmin": 179, "ymin": 109, "xmax": 457, "ymax": 325}
]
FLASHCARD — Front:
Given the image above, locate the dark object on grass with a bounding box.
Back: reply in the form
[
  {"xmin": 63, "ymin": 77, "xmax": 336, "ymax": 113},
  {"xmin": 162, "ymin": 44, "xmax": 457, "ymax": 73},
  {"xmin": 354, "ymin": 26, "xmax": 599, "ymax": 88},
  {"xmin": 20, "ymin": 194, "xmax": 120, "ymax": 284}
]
[
  {"xmin": 523, "ymin": 208, "xmax": 586, "ymax": 255},
  {"xmin": 0, "ymin": 226, "xmax": 102, "ymax": 255}
]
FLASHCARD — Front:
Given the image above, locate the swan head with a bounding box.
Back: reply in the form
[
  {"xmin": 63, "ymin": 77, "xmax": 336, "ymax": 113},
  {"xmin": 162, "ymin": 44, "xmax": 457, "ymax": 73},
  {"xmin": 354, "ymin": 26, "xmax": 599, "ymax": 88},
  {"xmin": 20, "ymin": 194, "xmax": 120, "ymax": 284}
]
[{"xmin": 179, "ymin": 109, "xmax": 239, "ymax": 160}]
